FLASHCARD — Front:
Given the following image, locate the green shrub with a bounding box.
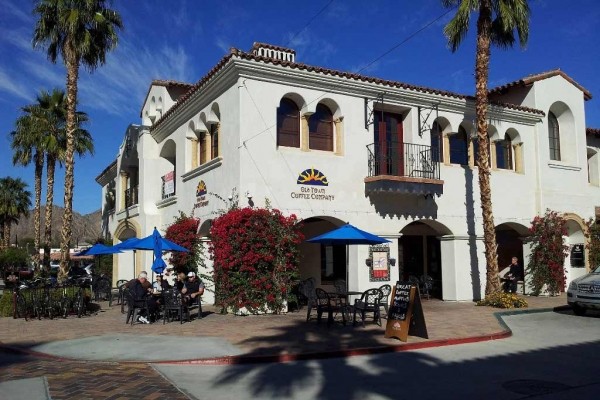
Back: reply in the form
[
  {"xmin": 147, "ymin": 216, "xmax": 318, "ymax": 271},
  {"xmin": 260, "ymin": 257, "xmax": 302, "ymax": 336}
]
[
  {"xmin": 476, "ymin": 292, "xmax": 528, "ymax": 309},
  {"xmin": 0, "ymin": 292, "xmax": 14, "ymax": 317}
]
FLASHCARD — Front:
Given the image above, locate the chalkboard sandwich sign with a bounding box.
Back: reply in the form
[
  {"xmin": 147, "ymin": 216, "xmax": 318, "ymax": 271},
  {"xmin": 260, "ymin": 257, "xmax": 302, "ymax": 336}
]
[{"xmin": 384, "ymin": 281, "xmax": 428, "ymax": 342}]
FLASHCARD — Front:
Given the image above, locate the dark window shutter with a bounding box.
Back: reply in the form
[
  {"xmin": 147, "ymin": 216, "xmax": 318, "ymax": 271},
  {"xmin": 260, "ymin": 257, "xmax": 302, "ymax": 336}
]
[
  {"xmin": 277, "ymin": 98, "xmax": 300, "ymax": 147},
  {"xmin": 309, "ymin": 104, "xmax": 333, "ymax": 151}
]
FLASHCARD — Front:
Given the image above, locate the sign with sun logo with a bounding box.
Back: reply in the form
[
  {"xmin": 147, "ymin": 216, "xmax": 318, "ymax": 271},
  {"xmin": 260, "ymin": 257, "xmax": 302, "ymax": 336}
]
[
  {"xmin": 196, "ymin": 180, "xmax": 207, "ymax": 197},
  {"xmin": 194, "ymin": 180, "xmax": 209, "ymax": 211},
  {"xmin": 291, "ymin": 168, "xmax": 335, "ymax": 201},
  {"xmin": 297, "ymin": 168, "xmax": 328, "ymax": 186}
]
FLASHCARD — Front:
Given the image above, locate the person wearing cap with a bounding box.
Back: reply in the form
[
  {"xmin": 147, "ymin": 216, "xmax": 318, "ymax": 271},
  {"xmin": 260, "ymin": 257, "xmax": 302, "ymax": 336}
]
[
  {"xmin": 125, "ymin": 271, "xmax": 153, "ymax": 324},
  {"xmin": 181, "ymin": 271, "xmax": 204, "ymax": 306}
]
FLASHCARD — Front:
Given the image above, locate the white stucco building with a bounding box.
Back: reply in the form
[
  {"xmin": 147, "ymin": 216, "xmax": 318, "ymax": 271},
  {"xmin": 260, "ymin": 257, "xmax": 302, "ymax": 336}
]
[{"xmin": 97, "ymin": 42, "xmax": 600, "ymax": 303}]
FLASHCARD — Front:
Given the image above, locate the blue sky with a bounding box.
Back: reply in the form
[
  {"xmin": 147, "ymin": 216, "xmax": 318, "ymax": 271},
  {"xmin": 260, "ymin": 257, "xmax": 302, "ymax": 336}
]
[{"xmin": 1, "ymin": 0, "xmax": 599, "ymax": 215}]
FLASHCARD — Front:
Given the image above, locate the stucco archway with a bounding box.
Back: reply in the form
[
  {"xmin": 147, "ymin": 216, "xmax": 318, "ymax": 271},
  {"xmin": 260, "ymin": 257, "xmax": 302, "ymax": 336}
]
[{"xmin": 399, "ymin": 220, "xmax": 453, "ymax": 299}]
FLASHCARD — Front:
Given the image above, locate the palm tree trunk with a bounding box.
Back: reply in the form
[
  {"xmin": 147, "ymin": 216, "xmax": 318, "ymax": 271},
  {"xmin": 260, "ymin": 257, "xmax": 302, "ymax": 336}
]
[
  {"xmin": 3, "ymin": 223, "xmax": 11, "ymax": 248},
  {"xmin": 59, "ymin": 48, "xmax": 79, "ymax": 280},
  {"xmin": 33, "ymin": 150, "xmax": 44, "ymax": 270},
  {"xmin": 44, "ymin": 154, "xmax": 56, "ymax": 270},
  {"xmin": 476, "ymin": 0, "xmax": 500, "ymax": 295}
]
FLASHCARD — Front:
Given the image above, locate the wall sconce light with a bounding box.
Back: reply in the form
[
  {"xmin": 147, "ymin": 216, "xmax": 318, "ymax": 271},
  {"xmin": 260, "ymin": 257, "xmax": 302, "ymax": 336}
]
[
  {"xmin": 389, "ymin": 258, "xmax": 396, "ymax": 266},
  {"xmin": 245, "ymin": 191, "xmax": 252, "ymax": 200},
  {"xmin": 365, "ymin": 258, "xmax": 372, "ymax": 267}
]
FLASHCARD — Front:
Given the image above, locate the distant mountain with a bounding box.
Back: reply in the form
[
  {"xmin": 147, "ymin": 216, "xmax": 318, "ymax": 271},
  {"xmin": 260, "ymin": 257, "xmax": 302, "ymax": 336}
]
[{"xmin": 10, "ymin": 206, "xmax": 102, "ymax": 247}]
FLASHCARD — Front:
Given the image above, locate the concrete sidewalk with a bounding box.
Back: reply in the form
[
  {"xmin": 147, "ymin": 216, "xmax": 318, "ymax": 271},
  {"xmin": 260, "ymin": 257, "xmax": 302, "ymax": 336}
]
[
  {"xmin": 0, "ymin": 294, "xmax": 568, "ymax": 363},
  {"xmin": 0, "ymin": 294, "xmax": 573, "ymax": 399}
]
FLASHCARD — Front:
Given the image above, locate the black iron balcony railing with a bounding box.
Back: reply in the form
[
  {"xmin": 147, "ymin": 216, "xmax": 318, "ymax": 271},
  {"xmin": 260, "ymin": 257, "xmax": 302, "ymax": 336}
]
[
  {"xmin": 124, "ymin": 185, "xmax": 138, "ymax": 208},
  {"xmin": 367, "ymin": 141, "xmax": 440, "ymax": 180}
]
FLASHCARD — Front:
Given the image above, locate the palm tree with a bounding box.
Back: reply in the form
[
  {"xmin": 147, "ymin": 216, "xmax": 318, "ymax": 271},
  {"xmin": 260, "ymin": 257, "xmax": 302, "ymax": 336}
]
[
  {"xmin": 0, "ymin": 177, "xmax": 32, "ymax": 249},
  {"xmin": 33, "ymin": 0, "xmax": 122, "ymax": 278},
  {"xmin": 33, "ymin": 89, "xmax": 93, "ymax": 270},
  {"xmin": 443, "ymin": 0, "xmax": 530, "ymax": 295},
  {"xmin": 10, "ymin": 110, "xmax": 44, "ymax": 265}
]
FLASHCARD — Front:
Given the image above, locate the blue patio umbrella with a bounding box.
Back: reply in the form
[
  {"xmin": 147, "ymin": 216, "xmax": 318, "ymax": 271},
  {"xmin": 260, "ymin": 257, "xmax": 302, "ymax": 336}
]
[
  {"xmin": 75, "ymin": 243, "xmax": 123, "ymax": 256},
  {"xmin": 307, "ymin": 224, "xmax": 390, "ymax": 291},
  {"xmin": 115, "ymin": 228, "xmax": 189, "ymax": 275},
  {"xmin": 306, "ymin": 223, "xmax": 391, "ymax": 245}
]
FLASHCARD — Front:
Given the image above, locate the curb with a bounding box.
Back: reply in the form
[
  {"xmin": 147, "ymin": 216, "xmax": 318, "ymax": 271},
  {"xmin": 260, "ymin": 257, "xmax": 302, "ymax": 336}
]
[{"xmin": 0, "ymin": 306, "xmax": 568, "ymax": 366}]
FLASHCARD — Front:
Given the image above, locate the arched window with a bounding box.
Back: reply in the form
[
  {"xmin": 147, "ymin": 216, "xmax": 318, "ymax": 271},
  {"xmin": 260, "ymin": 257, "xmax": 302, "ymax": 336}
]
[
  {"xmin": 210, "ymin": 124, "xmax": 219, "ymax": 159},
  {"xmin": 199, "ymin": 132, "xmax": 207, "ymax": 165},
  {"xmin": 277, "ymin": 98, "xmax": 300, "ymax": 148},
  {"xmin": 430, "ymin": 121, "xmax": 443, "ymax": 162},
  {"xmin": 496, "ymin": 134, "xmax": 513, "ymax": 170},
  {"xmin": 309, "ymin": 104, "xmax": 334, "ymax": 151},
  {"xmin": 450, "ymin": 126, "xmax": 468, "ymax": 165},
  {"xmin": 548, "ymin": 112, "xmax": 561, "ymax": 161}
]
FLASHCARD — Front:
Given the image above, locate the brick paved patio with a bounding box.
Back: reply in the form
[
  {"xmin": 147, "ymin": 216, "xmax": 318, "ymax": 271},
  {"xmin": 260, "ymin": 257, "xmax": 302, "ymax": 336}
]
[{"xmin": 0, "ymin": 294, "xmax": 569, "ymax": 399}]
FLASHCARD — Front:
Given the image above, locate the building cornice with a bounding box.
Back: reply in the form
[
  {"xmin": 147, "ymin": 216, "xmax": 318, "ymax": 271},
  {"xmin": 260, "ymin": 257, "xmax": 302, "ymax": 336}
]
[
  {"xmin": 95, "ymin": 160, "xmax": 117, "ymax": 186},
  {"xmin": 234, "ymin": 58, "xmax": 544, "ymax": 126}
]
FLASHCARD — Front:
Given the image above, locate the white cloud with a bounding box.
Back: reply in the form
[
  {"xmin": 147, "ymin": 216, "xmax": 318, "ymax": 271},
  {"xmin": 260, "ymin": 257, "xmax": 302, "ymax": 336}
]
[
  {"xmin": 0, "ymin": 67, "xmax": 33, "ymax": 102},
  {"xmin": 215, "ymin": 37, "xmax": 233, "ymax": 54},
  {"xmin": 3, "ymin": 0, "xmax": 33, "ymax": 24}
]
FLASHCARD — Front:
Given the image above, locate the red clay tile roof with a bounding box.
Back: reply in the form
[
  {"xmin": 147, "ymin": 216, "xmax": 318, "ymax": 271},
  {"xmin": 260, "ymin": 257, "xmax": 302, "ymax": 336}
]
[
  {"xmin": 490, "ymin": 69, "xmax": 592, "ymax": 101},
  {"xmin": 250, "ymin": 42, "xmax": 296, "ymax": 54},
  {"xmin": 95, "ymin": 159, "xmax": 117, "ymax": 184},
  {"xmin": 139, "ymin": 79, "xmax": 194, "ymax": 117},
  {"xmin": 586, "ymin": 128, "xmax": 600, "ymax": 136},
  {"xmin": 150, "ymin": 46, "xmax": 545, "ymax": 131},
  {"xmin": 151, "ymin": 79, "xmax": 193, "ymax": 89}
]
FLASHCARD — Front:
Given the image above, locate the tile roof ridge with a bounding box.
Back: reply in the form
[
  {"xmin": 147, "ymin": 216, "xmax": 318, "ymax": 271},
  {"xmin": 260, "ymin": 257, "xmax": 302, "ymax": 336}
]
[
  {"xmin": 151, "ymin": 79, "xmax": 193, "ymax": 87},
  {"xmin": 150, "ymin": 48, "xmax": 548, "ymax": 131},
  {"xmin": 490, "ymin": 68, "xmax": 592, "ymax": 100},
  {"xmin": 586, "ymin": 127, "xmax": 600, "ymax": 136}
]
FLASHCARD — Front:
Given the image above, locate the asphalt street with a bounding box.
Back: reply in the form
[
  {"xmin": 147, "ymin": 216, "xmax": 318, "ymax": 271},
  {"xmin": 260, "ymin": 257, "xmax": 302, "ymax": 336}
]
[{"xmin": 155, "ymin": 310, "xmax": 600, "ymax": 400}]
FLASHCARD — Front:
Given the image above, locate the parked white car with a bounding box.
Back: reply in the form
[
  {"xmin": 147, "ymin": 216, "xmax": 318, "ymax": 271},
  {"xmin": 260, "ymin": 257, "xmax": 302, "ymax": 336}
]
[{"xmin": 567, "ymin": 265, "xmax": 600, "ymax": 315}]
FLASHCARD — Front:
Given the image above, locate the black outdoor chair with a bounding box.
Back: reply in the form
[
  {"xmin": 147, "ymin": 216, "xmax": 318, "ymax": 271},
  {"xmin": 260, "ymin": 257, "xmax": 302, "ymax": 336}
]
[
  {"xmin": 186, "ymin": 294, "xmax": 203, "ymax": 320},
  {"xmin": 420, "ymin": 274, "xmax": 434, "ymax": 300},
  {"xmin": 163, "ymin": 289, "xmax": 190, "ymax": 324},
  {"xmin": 93, "ymin": 277, "xmax": 113, "ymax": 305},
  {"xmin": 315, "ymin": 288, "xmax": 349, "ymax": 326},
  {"xmin": 378, "ymin": 284, "xmax": 392, "ymax": 315},
  {"xmin": 301, "ymin": 278, "xmax": 317, "ymax": 321},
  {"xmin": 112, "ymin": 279, "xmax": 128, "ymax": 313},
  {"xmin": 123, "ymin": 287, "xmax": 150, "ymax": 325},
  {"xmin": 353, "ymin": 288, "xmax": 383, "ymax": 327}
]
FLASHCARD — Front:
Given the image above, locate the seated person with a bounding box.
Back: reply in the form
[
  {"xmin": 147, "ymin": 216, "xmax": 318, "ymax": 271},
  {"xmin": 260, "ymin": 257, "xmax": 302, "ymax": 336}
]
[
  {"xmin": 181, "ymin": 271, "xmax": 205, "ymax": 305},
  {"xmin": 152, "ymin": 274, "xmax": 170, "ymax": 293},
  {"xmin": 174, "ymin": 271, "xmax": 187, "ymax": 293},
  {"xmin": 127, "ymin": 271, "xmax": 155, "ymax": 324},
  {"xmin": 502, "ymin": 257, "xmax": 524, "ymax": 294}
]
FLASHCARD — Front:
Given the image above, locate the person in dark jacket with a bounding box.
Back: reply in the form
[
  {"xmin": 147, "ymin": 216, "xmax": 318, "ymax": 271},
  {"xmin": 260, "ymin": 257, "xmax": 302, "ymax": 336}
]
[
  {"xmin": 503, "ymin": 257, "xmax": 523, "ymax": 293},
  {"xmin": 126, "ymin": 272, "xmax": 153, "ymax": 323}
]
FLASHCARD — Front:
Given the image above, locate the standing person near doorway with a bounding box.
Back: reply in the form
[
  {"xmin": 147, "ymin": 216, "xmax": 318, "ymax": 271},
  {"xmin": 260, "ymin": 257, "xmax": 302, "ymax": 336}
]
[{"xmin": 503, "ymin": 257, "xmax": 523, "ymax": 293}]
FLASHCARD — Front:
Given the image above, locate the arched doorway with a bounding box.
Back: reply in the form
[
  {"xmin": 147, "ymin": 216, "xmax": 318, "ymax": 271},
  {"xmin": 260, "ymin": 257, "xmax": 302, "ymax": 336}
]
[
  {"xmin": 113, "ymin": 220, "xmax": 140, "ymax": 284},
  {"xmin": 399, "ymin": 220, "xmax": 452, "ymax": 299},
  {"xmin": 298, "ymin": 216, "xmax": 345, "ymax": 288},
  {"xmin": 495, "ymin": 222, "xmax": 529, "ymax": 272}
]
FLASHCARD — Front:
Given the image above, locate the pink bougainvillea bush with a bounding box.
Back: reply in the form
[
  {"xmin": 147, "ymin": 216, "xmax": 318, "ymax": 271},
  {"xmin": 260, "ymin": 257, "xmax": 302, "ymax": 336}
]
[
  {"xmin": 165, "ymin": 212, "xmax": 203, "ymax": 274},
  {"xmin": 209, "ymin": 207, "xmax": 303, "ymax": 314},
  {"xmin": 526, "ymin": 210, "xmax": 569, "ymax": 295}
]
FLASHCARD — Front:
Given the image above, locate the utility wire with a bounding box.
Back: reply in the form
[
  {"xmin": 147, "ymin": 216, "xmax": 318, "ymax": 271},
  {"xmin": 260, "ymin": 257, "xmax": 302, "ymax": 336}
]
[
  {"xmin": 286, "ymin": 0, "xmax": 335, "ymax": 47},
  {"xmin": 242, "ymin": 6, "xmax": 456, "ymax": 147},
  {"xmin": 357, "ymin": 6, "xmax": 456, "ymax": 74}
]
